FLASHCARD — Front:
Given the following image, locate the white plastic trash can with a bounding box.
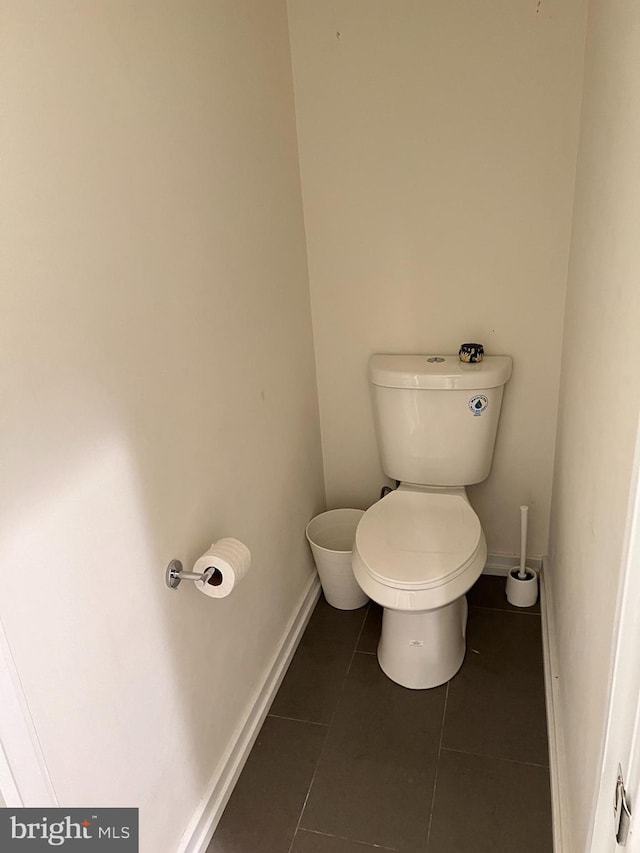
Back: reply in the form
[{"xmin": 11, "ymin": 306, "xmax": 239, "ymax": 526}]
[{"xmin": 305, "ymin": 509, "xmax": 369, "ymax": 610}]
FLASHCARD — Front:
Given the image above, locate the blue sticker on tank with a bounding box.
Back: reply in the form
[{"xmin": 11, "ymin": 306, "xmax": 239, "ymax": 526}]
[{"xmin": 468, "ymin": 395, "xmax": 488, "ymax": 416}]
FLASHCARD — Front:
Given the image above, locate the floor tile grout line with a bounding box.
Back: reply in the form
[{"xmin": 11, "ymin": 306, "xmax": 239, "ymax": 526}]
[
  {"xmin": 425, "ymin": 680, "xmax": 450, "ymax": 851},
  {"xmin": 267, "ymin": 713, "xmax": 329, "ymax": 728},
  {"xmin": 297, "ymin": 826, "xmax": 399, "ymax": 851},
  {"xmin": 352, "ymin": 601, "xmax": 372, "ymax": 658},
  {"xmin": 339, "ymin": 603, "xmax": 371, "ymax": 693},
  {"xmin": 285, "ymin": 740, "xmax": 326, "ymax": 853},
  {"xmin": 285, "ymin": 602, "xmax": 371, "ymax": 853},
  {"xmin": 439, "ymin": 745, "xmax": 550, "ymax": 769},
  {"xmin": 469, "ymin": 604, "xmax": 541, "ymax": 616}
]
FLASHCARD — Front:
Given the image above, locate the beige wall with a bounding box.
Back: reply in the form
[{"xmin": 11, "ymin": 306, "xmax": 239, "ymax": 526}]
[
  {"xmin": 547, "ymin": 0, "xmax": 640, "ymax": 848},
  {"xmin": 0, "ymin": 2, "xmax": 323, "ymax": 849},
  {"xmin": 288, "ymin": 0, "xmax": 587, "ymax": 556}
]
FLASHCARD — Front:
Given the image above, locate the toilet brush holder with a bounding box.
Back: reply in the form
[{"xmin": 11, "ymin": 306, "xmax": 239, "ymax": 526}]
[{"xmin": 505, "ymin": 567, "xmax": 538, "ymax": 608}]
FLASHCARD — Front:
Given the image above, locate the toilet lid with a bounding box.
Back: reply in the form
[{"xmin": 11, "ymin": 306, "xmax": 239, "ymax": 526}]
[{"xmin": 355, "ymin": 490, "xmax": 482, "ymax": 589}]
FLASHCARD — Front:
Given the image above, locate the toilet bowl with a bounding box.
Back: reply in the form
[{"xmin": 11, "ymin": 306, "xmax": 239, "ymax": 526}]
[
  {"xmin": 359, "ymin": 352, "xmax": 511, "ymax": 689},
  {"xmin": 352, "ymin": 484, "xmax": 487, "ymax": 689}
]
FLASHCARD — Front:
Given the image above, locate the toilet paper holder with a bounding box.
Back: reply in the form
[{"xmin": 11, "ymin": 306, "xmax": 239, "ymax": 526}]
[{"xmin": 165, "ymin": 559, "xmax": 223, "ymax": 590}]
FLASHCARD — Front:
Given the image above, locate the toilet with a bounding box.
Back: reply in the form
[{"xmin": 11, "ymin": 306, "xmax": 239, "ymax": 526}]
[{"xmin": 352, "ymin": 353, "xmax": 512, "ymax": 689}]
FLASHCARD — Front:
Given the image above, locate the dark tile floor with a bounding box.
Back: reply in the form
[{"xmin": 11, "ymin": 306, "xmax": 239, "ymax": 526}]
[{"xmin": 209, "ymin": 576, "xmax": 551, "ymax": 853}]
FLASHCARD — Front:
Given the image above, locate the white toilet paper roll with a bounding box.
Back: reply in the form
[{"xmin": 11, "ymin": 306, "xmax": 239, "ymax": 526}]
[{"xmin": 194, "ymin": 538, "xmax": 251, "ymax": 599}]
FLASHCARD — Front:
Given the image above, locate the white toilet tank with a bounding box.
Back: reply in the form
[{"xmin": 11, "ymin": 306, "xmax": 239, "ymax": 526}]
[{"xmin": 370, "ymin": 354, "xmax": 512, "ymax": 486}]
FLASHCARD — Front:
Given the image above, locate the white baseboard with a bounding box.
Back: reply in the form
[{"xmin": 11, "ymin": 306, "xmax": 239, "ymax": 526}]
[
  {"xmin": 483, "ymin": 553, "xmax": 544, "ymax": 576},
  {"xmin": 540, "ymin": 564, "xmax": 569, "ymax": 853},
  {"xmin": 176, "ymin": 574, "xmax": 321, "ymax": 853}
]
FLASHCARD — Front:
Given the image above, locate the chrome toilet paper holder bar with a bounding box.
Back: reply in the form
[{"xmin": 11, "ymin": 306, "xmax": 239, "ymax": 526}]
[{"xmin": 165, "ymin": 559, "xmax": 221, "ymax": 590}]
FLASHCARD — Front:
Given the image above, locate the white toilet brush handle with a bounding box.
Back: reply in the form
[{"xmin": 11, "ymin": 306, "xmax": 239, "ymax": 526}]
[{"xmin": 519, "ymin": 505, "xmax": 528, "ymax": 579}]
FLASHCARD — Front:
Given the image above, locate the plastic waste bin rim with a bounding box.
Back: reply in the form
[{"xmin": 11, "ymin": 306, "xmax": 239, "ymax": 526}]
[{"xmin": 305, "ymin": 508, "xmax": 364, "ymax": 554}]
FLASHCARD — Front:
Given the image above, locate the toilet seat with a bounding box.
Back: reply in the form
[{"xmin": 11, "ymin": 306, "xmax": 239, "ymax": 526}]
[
  {"xmin": 352, "ymin": 489, "xmax": 486, "ymax": 611},
  {"xmin": 356, "ymin": 489, "xmax": 482, "ymax": 588}
]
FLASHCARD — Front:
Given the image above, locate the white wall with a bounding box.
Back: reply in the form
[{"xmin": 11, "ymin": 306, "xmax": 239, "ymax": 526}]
[
  {"xmin": 547, "ymin": 0, "xmax": 640, "ymax": 848},
  {"xmin": 287, "ymin": 0, "xmax": 587, "ymax": 556},
  {"xmin": 0, "ymin": 2, "xmax": 323, "ymax": 850}
]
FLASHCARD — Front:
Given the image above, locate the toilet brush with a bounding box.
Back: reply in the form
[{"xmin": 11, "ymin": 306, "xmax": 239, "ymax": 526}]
[{"xmin": 505, "ymin": 505, "xmax": 538, "ymax": 607}]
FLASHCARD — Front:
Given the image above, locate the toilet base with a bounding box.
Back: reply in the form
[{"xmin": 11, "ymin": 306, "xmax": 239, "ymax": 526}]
[{"xmin": 377, "ymin": 596, "xmax": 468, "ymax": 689}]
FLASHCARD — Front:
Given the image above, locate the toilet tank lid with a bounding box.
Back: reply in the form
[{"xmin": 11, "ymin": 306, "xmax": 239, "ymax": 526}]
[{"xmin": 369, "ymin": 354, "xmax": 512, "ymax": 390}]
